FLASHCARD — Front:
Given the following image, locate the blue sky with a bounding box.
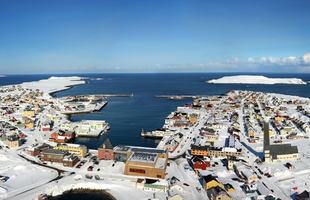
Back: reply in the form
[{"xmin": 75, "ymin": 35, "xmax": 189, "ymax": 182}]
[{"xmin": 0, "ymin": 0, "xmax": 310, "ymax": 74}]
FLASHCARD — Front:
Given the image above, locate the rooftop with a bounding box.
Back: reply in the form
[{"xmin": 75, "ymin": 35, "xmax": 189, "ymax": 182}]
[
  {"xmin": 129, "ymin": 152, "xmax": 158, "ymax": 163},
  {"xmin": 41, "ymin": 148, "xmax": 68, "ymax": 155},
  {"xmin": 269, "ymin": 143, "xmax": 298, "ymax": 157}
]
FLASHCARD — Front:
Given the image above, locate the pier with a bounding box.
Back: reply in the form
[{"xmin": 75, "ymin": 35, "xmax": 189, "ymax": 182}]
[
  {"xmin": 63, "ymin": 93, "xmax": 134, "ymax": 98},
  {"xmin": 99, "ymin": 93, "xmax": 134, "ymax": 97},
  {"xmin": 61, "ymin": 101, "xmax": 108, "ymax": 114},
  {"xmin": 155, "ymin": 95, "xmax": 200, "ymax": 100}
]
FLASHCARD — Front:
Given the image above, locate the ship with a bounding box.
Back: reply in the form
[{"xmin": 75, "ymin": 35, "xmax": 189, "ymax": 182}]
[{"xmin": 141, "ymin": 128, "xmax": 174, "ymax": 138}]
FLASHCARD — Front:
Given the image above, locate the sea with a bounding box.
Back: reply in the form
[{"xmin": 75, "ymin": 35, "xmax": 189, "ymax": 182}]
[{"xmin": 1, "ymin": 73, "xmax": 310, "ymax": 149}]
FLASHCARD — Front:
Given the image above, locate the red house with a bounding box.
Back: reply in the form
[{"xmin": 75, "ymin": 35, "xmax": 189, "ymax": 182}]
[
  {"xmin": 49, "ymin": 130, "xmax": 75, "ymax": 143},
  {"xmin": 192, "ymin": 156, "xmax": 210, "ymax": 170},
  {"xmin": 98, "ymin": 138, "xmax": 114, "ymax": 160}
]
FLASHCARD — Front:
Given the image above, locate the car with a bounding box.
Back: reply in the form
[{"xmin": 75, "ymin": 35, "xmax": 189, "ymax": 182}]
[
  {"xmin": 232, "ymin": 178, "xmax": 243, "ymax": 182},
  {"xmin": 87, "ymin": 166, "xmax": 94, "ymax": 171},
  {"xmin": 85, "ymin": 174, "xmax": 93, "ymax": 179},
  {"xmin": 183, "ymin": 183, "xmax": 189, "ymax": 186}
]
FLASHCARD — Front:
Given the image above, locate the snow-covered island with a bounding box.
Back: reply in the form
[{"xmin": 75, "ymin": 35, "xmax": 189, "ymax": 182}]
[
  {"xmin": 207, "ymin": 75, "xmax": 306, "ymax": 85},
  {"xmin": 21, "ymin": 76, "xmax": 86, "ymax": 94}
]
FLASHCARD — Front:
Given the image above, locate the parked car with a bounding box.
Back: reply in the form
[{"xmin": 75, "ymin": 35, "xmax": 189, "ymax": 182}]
[{"xmin": 87, "ymin": 166, "xmax": 94, "ymax": 171}]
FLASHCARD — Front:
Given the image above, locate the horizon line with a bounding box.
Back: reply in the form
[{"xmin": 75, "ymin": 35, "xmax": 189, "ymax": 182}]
[{"xmin": 2, "ymin": 71, "xmax": 310, "ymax": 76}]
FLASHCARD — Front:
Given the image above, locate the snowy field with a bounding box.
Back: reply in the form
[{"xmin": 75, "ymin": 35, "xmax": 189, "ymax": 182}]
[{"xmin": 0, "ymin": 147, "xmax": 58, "ymax": 199}]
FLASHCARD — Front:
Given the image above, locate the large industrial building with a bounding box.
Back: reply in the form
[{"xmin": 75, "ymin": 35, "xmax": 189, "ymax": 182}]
[{"xmin": 123, "ymin": 146, "xmax": 168, "ymax": 179}]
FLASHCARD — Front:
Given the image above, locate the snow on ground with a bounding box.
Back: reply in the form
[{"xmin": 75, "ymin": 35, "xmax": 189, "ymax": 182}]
[
  {"xmin": 21, "ymin": 76, "xmax": 85, "ymax": 94},
  {"xmin": 45, "ymin": 179, "xmax": 151, "ymax": 200},
  {"xmin": 207, "ymin": 75, "xmax": 306, "ymax": 85},
  {"xmin": 8, "ymin": 168, "xmax": 165, "ymax": 200},
  {"xmin": 0, "ymin": 147, "xmax": 58, "ymax": 199}
]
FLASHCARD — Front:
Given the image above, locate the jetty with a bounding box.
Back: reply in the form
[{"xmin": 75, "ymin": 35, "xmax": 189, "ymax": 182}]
[
  {"xmin": 100, "ymin": 93, "xmax": 134, "ymax": 97},
  {"xmin": 155, "ymin": 95, "xmax": 200, "ymax": 100},
  {"xmin": 58, "ymin": 95, "xmax": 108, "ymax": 114}
]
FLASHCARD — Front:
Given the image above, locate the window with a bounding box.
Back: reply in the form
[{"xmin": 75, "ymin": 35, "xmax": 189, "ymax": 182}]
[{"xmin": 129, "ymin": 168, "xmax": 145, "ymax": 174}]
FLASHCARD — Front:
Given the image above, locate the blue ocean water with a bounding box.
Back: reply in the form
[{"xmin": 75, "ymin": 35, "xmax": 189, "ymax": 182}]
[{"xmin": 1, "ymin": 73, "xmax": 310, "ymax": 149}]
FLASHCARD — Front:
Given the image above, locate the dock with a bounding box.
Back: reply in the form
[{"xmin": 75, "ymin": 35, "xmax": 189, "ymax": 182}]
[
  {"xmin": 59, "ymin": 95, "xmax": 109, "ymax": 115},
  {"xmin": 155, "ymin": 95, "xmax": 200, "ymax": 100},
  {"xmin": 100, "ymin": 93, "xmax": 134, "ymax": 97},
  {"xmin": 63, "ymin": 93, "xmax": 134, "ymax": 98},
  {"xmin": 61, "ymin": 101, "xmax": 108, "ymax": 114}
]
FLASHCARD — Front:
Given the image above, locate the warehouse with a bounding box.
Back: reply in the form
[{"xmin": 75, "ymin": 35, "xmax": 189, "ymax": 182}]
[{"xmin": 124, "ymin": 147, "xmax": 168, "ymax": 179}]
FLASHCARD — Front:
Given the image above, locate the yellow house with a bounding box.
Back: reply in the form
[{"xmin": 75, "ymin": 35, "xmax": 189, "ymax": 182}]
[
  {"xmin": 25, "ymin": 122, "xmax": 34, "ymax": 129},
  {"xmin": 248, "ymin": 129, "xmax": 255, "ymax": 138},
  {"xmin": 189, "ymin": 114, "xmax": 198, "ymax": 125},
  {"xmin": 5, "ymin": 135, "xmax": 21, "ymax": 149},
  {"xmin": 275, "ymin": 116, "xmax": 284, "ymax": 122},
  {"xmin": 23, "ymin": 117, "xmax": 34, "ymax": 129},
  {"xmin": 224, "ymin": 183, "xmax": 235, "ymax": 193},
  {"xmin": 54, "ymin": 144, "xmax": 88, "ymax": 157},
  {"xmin": 203, "ymin": 175, "xmax": 225, "ymax": 190},
  {"xmin": 22, "ymin": 110, "xmax": 35, "ymax": 118}
]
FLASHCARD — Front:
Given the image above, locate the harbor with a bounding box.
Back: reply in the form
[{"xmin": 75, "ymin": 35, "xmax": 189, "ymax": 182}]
[{"xmin": 1, "ymin": 75, "xmax": 310, "ymax": 200}]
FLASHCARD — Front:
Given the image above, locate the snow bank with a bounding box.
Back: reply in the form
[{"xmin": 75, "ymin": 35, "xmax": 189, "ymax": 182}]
[
  {"xmin": 21, "ymin": 76, "xmax": 85, "ymax": 94},
  {"xmin": 0, "ymin": 154, "xmax": 8, "ymax": 161},
  {"xmin": 207, "ymin": 75, "xmax": 306, "ymax": 85},
  {"xmin": 274, "ymin": 169, "xmax": 292, "ymax": 179},
  {"xmin": 216, "ymin": 170, "xmax": 233, "ymax": 178},
  {"xmin": 13, "ymin": 165, "xmax": 27, "ymax": 171},
  {"xmin": 0, "ymin": 187, "xmax": 7, "ymax": 194}
]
